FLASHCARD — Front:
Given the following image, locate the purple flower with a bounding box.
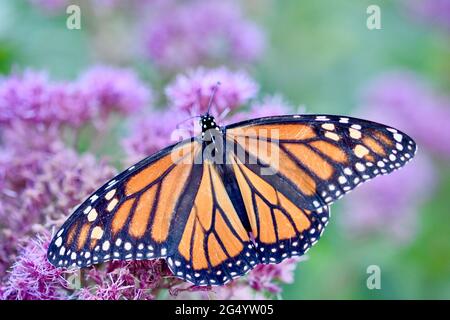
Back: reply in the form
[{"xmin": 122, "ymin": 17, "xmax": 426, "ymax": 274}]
[
  {"xmin": 247, "ymin": 95, "xmax": 295, "ymax": 119},
  {"xmin": 76, "ymin": 273, "xmax": 134, "ymax": 300},
  {"xmin": 0, "ymin": 134, "xmax": 116, "ymax": 277},
  {"xmin": 166, "ymin": 67, "xmax": 259, "ymax": 117},
  {"xmin": 171, "ymin": 256, "xmax": 305, "ymax": 300},
  {"xmin": 0, "ymin": 70, "xmax": 75, "ymax": 126},
  {"xmin": 143, "ymin": 0, "xmax": 265, "ymax": 70},
  {"xmin": 77, "ymin": 260, "xmax": 175, "ymax": 300},
  {"xmin": 0, "ymin": 67, "xmax": 151, "ymax": 128},
  {"xmin": 247, "ymin": 257, "xmax": 302, "ymax": 294},
  {"xmin": 211, "ymin": 284, "xmax": 267, "ymax": 300},
  {"xmin": 122, "ymin": 109, "xmax": 191, "ymax": 165},
  {"xmin": 2, "ymin": 232, "xmax": 182, "ymax": 300},
  {"xmin": 78, "ymin": 66, "xmax": 151, "ymax": 118},
  {"xmin": 360, "ymin": 71, "xmax": 450, "ymax": 159},
  {"xmin": 1, "ymin": 233, "xmax": 73, "ymax": 300}
]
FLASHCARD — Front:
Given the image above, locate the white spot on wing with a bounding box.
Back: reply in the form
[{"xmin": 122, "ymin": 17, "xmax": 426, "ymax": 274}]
[
  {"xmin": 56, "ymin": 228, "xmax": 64, "ymax": 237},
  {"xmin": 393, "ymin": 133, "xmax": 403, "ymax": 142},
  {"xmin": 55, "ymin": 237, "xmax": 62, "ymax": 247},
  {"xmin": 87, "ymin": 209, "xmax": 98, "ymax": 222},
  {"xmin": 83, "ymin": 206, "xmax": 92, "ymax": 214},
  {"xmin": 105, "ymin": 189, "xmax": 116, "ymax": 200},
  {"xmin": 102, "ymin": 241, "xmax": 110, "ymax": 251},
  {"xmin": 107, "ymin": 198, "xmax": 119, "ymax": 212}
]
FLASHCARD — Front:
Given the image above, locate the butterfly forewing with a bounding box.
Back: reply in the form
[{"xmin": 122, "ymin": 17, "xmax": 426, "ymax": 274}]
[
  {"xmin": 47, "ymin": 138, "xmax": 201, "ymax": 268},
  {"xmin": 225, "ymin": 114, "xmax": 417, "ymax": 210}
]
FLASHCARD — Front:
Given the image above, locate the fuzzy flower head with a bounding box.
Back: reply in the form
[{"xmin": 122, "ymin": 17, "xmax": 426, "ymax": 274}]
[
  {"xmin": 166, "ymin": 67, "xmax": 259, "ymax": 117},
  {"xmin": 143, "ymin": 0, "xmax": 265, "ymax": 70},
  {"xmin": 0, "ymin": 67, "xmax": 151, "ymax": 128},
  {"xmin": 122, "ymin": 109, "xmax": 189, "ymax": 164},
  {"xmin": 76, "ymin": 260, "xmax": 175, "ymax": 300},
  {"xmin": 125, "ymin": 67, "xmax": 262, "ymax": 163},
  {"xmin": 0, "ymin": 133, "xmax": 116, "ymax": 277},
  {"xmin": 0, "ymin": 140, "xmax": 116, "ymax": 233},
  {"xmin": 0, "ymin": 70, "xmax": 101, "ymax": 128},
  {"xmin": 246, "ymin": 257, "xmax": 303, "ymax": 294},
  {"xmin": 78, "ymin": 66, "xmax": 151, "ymax": 118},
  {"xmin": 1, "ymin": 233, "xmax": 73, "ymax": 300},
  {"xmin": 247, "ymin": 95, "xmax": 295, "ymax": 119}
]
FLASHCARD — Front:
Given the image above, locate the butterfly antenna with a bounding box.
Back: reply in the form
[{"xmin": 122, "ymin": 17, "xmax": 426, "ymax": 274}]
[
  {"xmin": 175, "ymin": 115, "xmax": 202, "ymax": 130},
  {"xmin": 206, "ymin": 81, "xmax": 221, "ymax": 116}
]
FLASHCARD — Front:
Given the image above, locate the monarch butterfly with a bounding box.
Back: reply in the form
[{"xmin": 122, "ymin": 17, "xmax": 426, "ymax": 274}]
[{"xmin": 47, "ymin": 105, "xmax": 416, "ymax": 286}]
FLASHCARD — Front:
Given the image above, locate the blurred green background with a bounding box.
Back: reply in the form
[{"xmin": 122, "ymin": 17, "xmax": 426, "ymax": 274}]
[{"xmin": 1, "ymin": 0, "xmax": 449, "ymax": 299}]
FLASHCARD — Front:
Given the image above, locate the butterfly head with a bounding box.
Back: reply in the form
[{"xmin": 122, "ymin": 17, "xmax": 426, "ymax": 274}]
[{"xmin": 200, "ymin": 114, "xmax": 219, "ymax": 133}]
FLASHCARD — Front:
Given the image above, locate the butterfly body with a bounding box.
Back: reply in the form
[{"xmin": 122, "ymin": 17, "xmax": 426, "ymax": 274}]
[{"xmin": 48, "ymin": 114, "xmax": 416, "ymax": 286}]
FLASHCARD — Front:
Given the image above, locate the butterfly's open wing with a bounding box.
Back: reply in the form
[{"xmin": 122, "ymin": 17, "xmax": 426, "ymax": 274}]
[
  {"xmin": 224, "ymin": 114, "xmax": 416, "ymax": 261},
  {"xmin": 47, "ymin": 138, "xmax": 259, "ymax": 286},
  {"xmin": 47, "ymin": 139, "xmax": 200, "ymax": 267},
  {"xmin": 225, "ymin": 114, "xmax": 417, "ymax": 210}
]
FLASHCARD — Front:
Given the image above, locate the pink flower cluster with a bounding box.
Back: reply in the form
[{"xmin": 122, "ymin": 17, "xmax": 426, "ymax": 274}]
[
  {"xmin": 0, "ymin": 127, "xmax": 117, "ymax": 277},
  {"xmin": 0, "ymin": 234, "xmax": 73, "ymax": 300},
  {"xmin": 0, "ymin": 66, "xmax": 151, "ymax": 128},
  {"xmin": 166, "ymin": 67, "xmax": 259, "ymax": 116}
]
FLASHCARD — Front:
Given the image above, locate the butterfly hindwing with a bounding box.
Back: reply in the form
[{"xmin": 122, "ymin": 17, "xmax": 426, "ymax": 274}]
[
  {"xmin": 166, "ymin": 160, "xmax": 259, "ymax": 286},
  {"xmin": 228, "ymin": 151, "xmax": 330, "ymax": 263}
]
